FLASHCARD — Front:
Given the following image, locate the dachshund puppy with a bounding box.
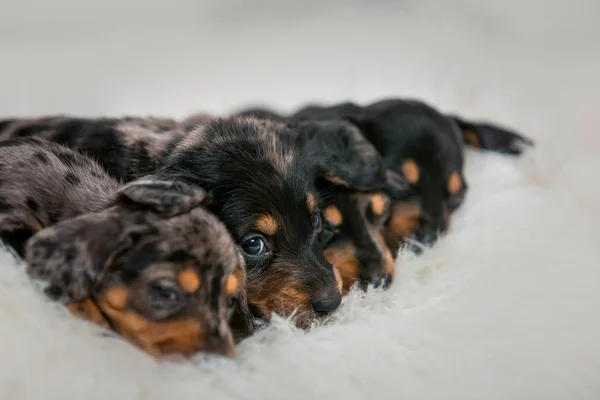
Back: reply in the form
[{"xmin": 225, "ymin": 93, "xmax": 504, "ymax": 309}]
[
  {"xmin": 0, "ymin": 116, "xmax": 387, "ymax": 328},
  {"xmin": 151, "ymin": 117, "xmax": 392, "ymax": 327},
  {"xmin": 317, "ymin": 183, "xmax": 395, "ymax": 294},
  {"xmin": 349, "ymin": 98, "xmax": 534, "ymax": 251},
  {"xmin": 287, "ymin": 98, "xmax": 534, "ymax": 253},
  {"xmin": 281, "ymin": 119, "xmax": 407, "ymax": 293},
  {"xmin": 0, "ymin": 137, "xmax": 252, "ymax": 357},
  {"xmin": 231, "ymin": 109, "xmax": 408, "ymax": 293}
]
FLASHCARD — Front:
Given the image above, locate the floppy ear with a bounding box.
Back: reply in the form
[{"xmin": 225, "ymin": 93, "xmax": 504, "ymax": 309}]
[
  {"xmin": 228, "ymin": 263, "xmax": 255, "ymax": 343},
  {"xmin": 117, "ymin": 177, "xmax": 208, "ymax": 217},
  {"xmin": 291, "ymin": 120, "xmax": 390, "ymax": 191},
  {"xmin": 23, "ymin": 210, "xmax": 148, "ymax": 305}
]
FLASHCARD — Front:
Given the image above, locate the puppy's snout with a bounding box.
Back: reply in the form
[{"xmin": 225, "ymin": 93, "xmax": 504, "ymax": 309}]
[
  {"xmin": 311, "ymin": 291, "xmax": 342, "ymax": 315},
  {"xmin": 414, "ymin": 213, "xmax": 444, "ymax": 247}
]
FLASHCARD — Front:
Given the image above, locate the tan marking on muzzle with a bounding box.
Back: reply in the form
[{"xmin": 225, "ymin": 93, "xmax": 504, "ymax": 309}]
[
  {"xmin": 324, "ymin": 243, "xmax": 359, "ymax": 295},
  {"xmin": 247, "ymin": 277, "xmax": 312, "ymax": 328},
  {"xmin": 98, "ymin": 288, "xmax": 234, "ymax": 358},
  {"xmin": 333, "ymin": 267, "xmax": 343, "ymax": 294},
  {"xmin": 388, "ymin": 202, "xmax": 420, "ymax": 240}
]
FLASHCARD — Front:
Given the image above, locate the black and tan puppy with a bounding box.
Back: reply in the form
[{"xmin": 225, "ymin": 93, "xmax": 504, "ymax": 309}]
[
  {"xmin": 0, "ymin": 116, "xmax": 387, "ymax": 328},
  {"xmin": 318, "ymin": 183, "xmax": 395, "ymax": 294},
  {"xmin": 281, "ymin": 119, "xmax": 405, "ymax": 293},
  {"xmin": 287, "ymin": 98, "xmax": 534, "ymax": 252},
  {"xmin": 230, "ymin": 109, "xmax": 408, "ymax": 293},
  {"xmin": 349, "ymin": 99, "xmax": 534, "ymax": 250},
  {"xmin": 151, "ymin": 117, "xmax": 392, "ymax": 327},
  {"xmin": 0, "ymin": 137, "xmax": 252, "ymax": 357}
]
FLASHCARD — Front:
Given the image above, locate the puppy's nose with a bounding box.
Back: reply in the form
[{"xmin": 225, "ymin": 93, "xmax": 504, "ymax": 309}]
[{"xmin": 311, "ymin": 292, "xmax": 342, "ymax": 315}]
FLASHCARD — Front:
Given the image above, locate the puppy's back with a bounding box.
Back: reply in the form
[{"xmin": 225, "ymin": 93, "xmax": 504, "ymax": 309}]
[
  {"xmin": 0, "ymin": 137, "xmax": 119, "ymax": 228},
  {"xmin": 0, "ymin": 116, "xmax": 186, "ymax": 181}
]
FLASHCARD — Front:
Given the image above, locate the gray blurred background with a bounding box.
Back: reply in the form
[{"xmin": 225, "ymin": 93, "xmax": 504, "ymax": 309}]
[{"xmin": 1, "ymin": 0, "xmax": 598, "ymax": 144}]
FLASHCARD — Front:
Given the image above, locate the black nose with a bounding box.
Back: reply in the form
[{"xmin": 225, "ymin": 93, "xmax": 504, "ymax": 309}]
[
  {"xmin": 359, "ymin": 273, "xmax": 393, "ymax": 291},
  {"xmin": 311, "ymin": 293, "xmax": 342, "ymax": 315}
]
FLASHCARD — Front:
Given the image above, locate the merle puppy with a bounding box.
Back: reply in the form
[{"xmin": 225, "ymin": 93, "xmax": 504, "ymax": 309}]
[
  {"xmin": 0, "ymin": 116, "xmax": 187, "ymax": 181},
  {"xmin": 0, "ymin": 137, "xmax": 252, "ymax": 357}
]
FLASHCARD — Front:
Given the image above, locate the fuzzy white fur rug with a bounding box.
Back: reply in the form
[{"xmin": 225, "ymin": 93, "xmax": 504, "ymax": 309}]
[{"xmin": 1, "ymin": 1, "xmax": 599, "ymax": 399}]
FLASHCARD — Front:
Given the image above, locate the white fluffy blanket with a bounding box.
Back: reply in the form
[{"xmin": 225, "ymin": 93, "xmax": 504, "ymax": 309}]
[{"xmin": 1, "ymin": 1, "xmax": 599, "ymax": 399}]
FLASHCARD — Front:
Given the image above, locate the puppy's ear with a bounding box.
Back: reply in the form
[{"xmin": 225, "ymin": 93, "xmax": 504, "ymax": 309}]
[
  {"xmin": 117, "ymin": 177, "xmax": 208, "ymax": 217},
  {"xmin": 228, "ymin": 263, "xmax": 255, "ymax": 343},
  {"xmin": 23, "ymin": 210, "xmax": 148, "ymax": 305},
  {"xmin": 291, "ymin": 120, "xmax": 388, "ymax": 191}
]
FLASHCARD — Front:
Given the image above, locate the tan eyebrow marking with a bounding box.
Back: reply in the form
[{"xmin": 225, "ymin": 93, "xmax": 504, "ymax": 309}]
[
  {"xmin": 307, "ymin": 192, "xmax": 317, "ymax": 213},
  {"xmin": 178, "ymin": 269, "xmax": 201, "ymax": 293},
  {"xmin": 447, "ymin": 171, "xmax": 462, "ymax": 194},
  {"xmin": 255, "ymin": 214, "xmax": 278, "ymax": 236},
  {"xmin": 324, "ymin": 205, "xmax": 343, "ymax": 227},
  {"xmin": 401, "ymin": 159, "xmax": 420, "ymax": 184}
]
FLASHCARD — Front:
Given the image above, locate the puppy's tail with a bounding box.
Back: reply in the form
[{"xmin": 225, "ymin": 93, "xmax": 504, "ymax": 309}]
[{"xmin": 448, "ymin": 115, "xmax": 534, "ymax": 155}]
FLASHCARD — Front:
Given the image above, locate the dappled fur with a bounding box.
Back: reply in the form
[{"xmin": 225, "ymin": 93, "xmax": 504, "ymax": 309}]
[{"xmin": 0, "ymin": 138, "xmax": 252, "ymax": 356}]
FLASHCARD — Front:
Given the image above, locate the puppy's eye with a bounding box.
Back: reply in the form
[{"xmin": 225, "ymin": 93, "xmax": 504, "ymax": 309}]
[
  {"xmin": 311, "ymin": 211, "xmax": 322, "ymax": 230},
  {"xmin": 242, "ymin": 237, "xmax": 266, "ymax": 256},
  {"xmin": 148, "ymin": 280, "xmax": 182, "ymax": 308}
]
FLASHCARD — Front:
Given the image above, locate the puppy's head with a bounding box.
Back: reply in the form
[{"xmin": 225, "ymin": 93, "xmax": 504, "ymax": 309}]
[
  {"xmin": 318, "ymin": 185, "xmax": 395, "ymax": 294},
  {"xmin": 350, "ymin": 99, "xmax": 467, "ymax": 249},
  {"xmin": 156, "ymin": 117, "xmax": 389, "ymax": 328},
  {"xmin": 24, "ymin": 179, "xmax": 251, "ymax": 358},
  {"xmin": 287, "ymin": 119, "xmax": 406, "ymax": 293}
]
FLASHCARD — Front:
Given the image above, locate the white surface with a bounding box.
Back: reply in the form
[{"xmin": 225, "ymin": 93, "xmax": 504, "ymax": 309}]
[{"xmin": 1, "ymin": 0, "xmax": 599, "ymax": 399}]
